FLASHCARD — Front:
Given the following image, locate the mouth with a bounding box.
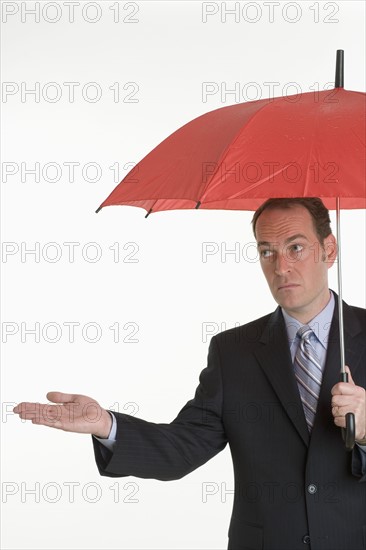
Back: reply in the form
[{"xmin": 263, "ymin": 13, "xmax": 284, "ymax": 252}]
[{"xmin": 278, "ymin": 284, "xmax": 300, "ymax": 291}]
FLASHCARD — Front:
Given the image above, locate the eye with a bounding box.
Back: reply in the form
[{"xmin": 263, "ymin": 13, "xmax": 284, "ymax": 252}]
[
  {"xmin": 260, "ymin": 249, "xmax": 273, "ymax": 258},
  {"xmin": 287, "ymin": 244, "xmax": 304, "ymax": 258}
]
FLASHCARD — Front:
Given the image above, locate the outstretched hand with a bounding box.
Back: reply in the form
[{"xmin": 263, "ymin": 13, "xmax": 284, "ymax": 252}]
[
  {"xmin": 13, "ymin": 392, "xmax": 112, "ymax": 439},
  {"xmin": 331, "ymin": 367, "xmax": 366, "ymax": 443}
]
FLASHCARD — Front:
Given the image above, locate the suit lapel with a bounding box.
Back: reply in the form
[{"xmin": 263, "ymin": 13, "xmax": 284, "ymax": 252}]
[
  {"xmin": 253, "ymin": 296, "xmax": 364, "ymax": 448},
  {"xmin": 254, "ymin": 307, "xmax": 310, "ymax": 447}
]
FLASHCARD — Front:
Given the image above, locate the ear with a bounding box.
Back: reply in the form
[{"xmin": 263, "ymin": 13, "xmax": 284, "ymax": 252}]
[{"xmin": 323, "ymin": 233, "xmax": 337, "ymax": 268}]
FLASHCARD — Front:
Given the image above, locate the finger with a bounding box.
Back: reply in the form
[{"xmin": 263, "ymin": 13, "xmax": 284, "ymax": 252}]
[
  {"xmin": 332, "ymin": 403, "xmax": 353, "ymax": 416},
  {"xmin": 13, "ymin": 396, "xmax": 71, "ymax": 413},
  {"xmin": 13, "ymin": 402, "xmax": 42, "ymax": 414},
  {"xmin": 16, "ymin": 403, "xmax": 62, "ymax": 422},
  {"xmin": 331, "ymin": 382, "xmax": 356, "ymax": 397},
  {"xmin": 331, "ymin": 395, "xmax": 360, "ymax": 411},
  {"xmin": 46, "ymin": 391, "xmax": 76, "ymax": 404},
  {"xmin": 345, "ymin": 366, "xmax": 355, "ymax": 385},
  {"xmin": 331, "ymin": 402, "xmax": 353, "ymax": 418}
]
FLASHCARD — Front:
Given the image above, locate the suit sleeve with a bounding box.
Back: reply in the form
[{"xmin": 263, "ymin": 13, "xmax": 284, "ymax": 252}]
[
  {"xmin": 92, "ymin": 336, "xmax": 228, "ymax": 481},
  {"xmin": 352, "ymin": 445, "xmax": 366, "ymax": 482}
]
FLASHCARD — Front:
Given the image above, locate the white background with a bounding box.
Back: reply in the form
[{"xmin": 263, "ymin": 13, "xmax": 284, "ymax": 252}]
[{"xmin": 1, "ymin": 1, "xmax": 365, "ymax": 549}]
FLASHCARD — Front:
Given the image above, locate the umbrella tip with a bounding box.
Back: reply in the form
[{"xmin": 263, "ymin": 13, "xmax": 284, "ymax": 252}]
[
  {"xmin": 145, "ymin": 208, "xmax": 152, "ymax": 218},
  {"xmin": 95, "ymin": 205, "xmax": 102, "ymax": 214},
  {"xmin": 335, "ymin": 50, "xmax": 344, "ymax": 88},
  {"xmin": 195, "ymin": 201, "xmax": 201, "ymax": 209}
]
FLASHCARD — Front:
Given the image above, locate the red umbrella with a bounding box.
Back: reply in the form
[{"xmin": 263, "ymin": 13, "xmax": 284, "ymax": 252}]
[
  {"xmin": 96, "ymin": 51, "xmax": 365, "ymax": 449},
  {"xmin": 96, "ymin": 59, "xmax": 365, "ymax": 215}
]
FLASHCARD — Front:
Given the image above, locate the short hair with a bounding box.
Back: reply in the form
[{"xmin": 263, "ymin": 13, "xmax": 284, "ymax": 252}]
[{"xmin": 251, "ymin": 197, "xmax": 332, "ymax": 243}]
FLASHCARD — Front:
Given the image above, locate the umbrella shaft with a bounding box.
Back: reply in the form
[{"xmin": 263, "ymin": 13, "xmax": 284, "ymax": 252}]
[{"xmin": 336, "ymin": 197, "xmax": 346, "ymax": 374}]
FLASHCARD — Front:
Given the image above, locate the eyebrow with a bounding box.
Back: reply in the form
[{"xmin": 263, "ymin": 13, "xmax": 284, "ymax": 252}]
[{"xmin": 257, "ymin": 233, "xmax": 309, "ymax": 248}]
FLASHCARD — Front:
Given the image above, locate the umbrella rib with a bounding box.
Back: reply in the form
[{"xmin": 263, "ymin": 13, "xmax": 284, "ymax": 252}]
[
  {"xmin": 225, "ymin": 165, "xmax": 291, "ymax": 200},
  {"xmin": 302, "ymin": 104, "xmax": 322, "ymax": 197},
  {"xmin": 198, "ymin": 96, "xmax": 284, "ymax": 203}
]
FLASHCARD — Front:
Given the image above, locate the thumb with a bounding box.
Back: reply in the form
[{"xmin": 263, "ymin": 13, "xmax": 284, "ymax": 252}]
[
  {"xmin": 345, "ymin": 366, "xmax": 355, "ymax": 385},
  {"xmin": 46, "ymin": 391, "xmax": 76, "ymax": 403}
]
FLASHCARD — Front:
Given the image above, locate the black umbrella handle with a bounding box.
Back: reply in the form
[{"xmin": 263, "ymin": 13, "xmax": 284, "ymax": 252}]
[{"xmin": 340, "ymin": 372, "xmax": 355, "ymax": 451}]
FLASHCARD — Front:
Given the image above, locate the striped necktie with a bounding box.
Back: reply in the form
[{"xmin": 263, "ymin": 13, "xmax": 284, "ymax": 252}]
[{"xmin": 294, "ymin": 326, "xmax": 323, "ymax": 431}]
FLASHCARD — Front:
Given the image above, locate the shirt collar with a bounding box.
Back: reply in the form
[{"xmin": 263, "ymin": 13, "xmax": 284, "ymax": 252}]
[{"xmin": 281, "ymin": 290, "xmax": 335, "ymax": 349}]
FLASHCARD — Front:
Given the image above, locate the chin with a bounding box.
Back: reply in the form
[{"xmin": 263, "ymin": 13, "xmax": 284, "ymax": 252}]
[{"xmin": 275, "ymin": 292, "xmax": 302, "ymax": 311}]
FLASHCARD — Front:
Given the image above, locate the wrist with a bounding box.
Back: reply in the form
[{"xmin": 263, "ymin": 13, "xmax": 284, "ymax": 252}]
[{"xmin": 94, "ymin": 410, "xmax": 112, "ymax": 439}]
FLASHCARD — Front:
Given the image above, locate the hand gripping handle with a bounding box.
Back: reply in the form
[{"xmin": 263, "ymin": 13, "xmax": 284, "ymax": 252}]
[{"xmin": 340, "ymin": 372, "xmax": 355, "ymax": 451}]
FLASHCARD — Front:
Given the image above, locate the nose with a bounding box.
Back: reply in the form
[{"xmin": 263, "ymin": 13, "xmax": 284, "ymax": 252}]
[{"xmin": 274, "ymin": 251, "xmax": 292, "ymax": 276}]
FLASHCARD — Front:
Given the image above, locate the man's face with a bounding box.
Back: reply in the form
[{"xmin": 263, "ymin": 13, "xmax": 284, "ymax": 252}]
[{"xmin": 255, "ymin": 205, "xmax": 337, "ymax": 322}]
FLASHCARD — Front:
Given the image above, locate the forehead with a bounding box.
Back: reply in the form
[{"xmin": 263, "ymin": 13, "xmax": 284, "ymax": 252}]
[{"xmin": 255, "ymin": 206, "xmax": 317, "ymax": 242}]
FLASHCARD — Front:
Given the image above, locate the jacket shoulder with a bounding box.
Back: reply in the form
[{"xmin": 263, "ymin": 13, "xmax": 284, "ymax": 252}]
[
  {"xmin": 348, "ymin": 303, "xmax": 366, "ymax": 317},
  {"xmin": 347, "ymin": 303, "xmax": 366, "ymax": 330},
  {"xmin": 213, "ymin": 310, "xmax": 276, "ymax": 348},
  {"xmin": 342, "ymin": 299, "xmax": 366, "ymax": 330}
]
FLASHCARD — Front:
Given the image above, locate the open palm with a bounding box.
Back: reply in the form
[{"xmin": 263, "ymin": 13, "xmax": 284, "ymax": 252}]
[{"xmin": 13, "ymin": 392, "xmax": 112, "ymax": 438}]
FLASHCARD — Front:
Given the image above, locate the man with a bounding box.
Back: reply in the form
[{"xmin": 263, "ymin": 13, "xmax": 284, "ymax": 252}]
[{"xmin": 14, "ymin": 198, "xmax": 366, "ymax": 550}]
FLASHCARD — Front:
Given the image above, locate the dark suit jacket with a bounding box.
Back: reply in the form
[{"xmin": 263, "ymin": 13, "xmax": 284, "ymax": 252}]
[{"xmin": 93, "ymin": 294, "xmax": 366, "ymax": 550}]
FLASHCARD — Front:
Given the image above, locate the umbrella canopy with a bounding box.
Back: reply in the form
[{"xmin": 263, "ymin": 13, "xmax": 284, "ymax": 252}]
[{"xmin": 96, "ymin": 88, "xmax": 365, "ymax": 216}]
